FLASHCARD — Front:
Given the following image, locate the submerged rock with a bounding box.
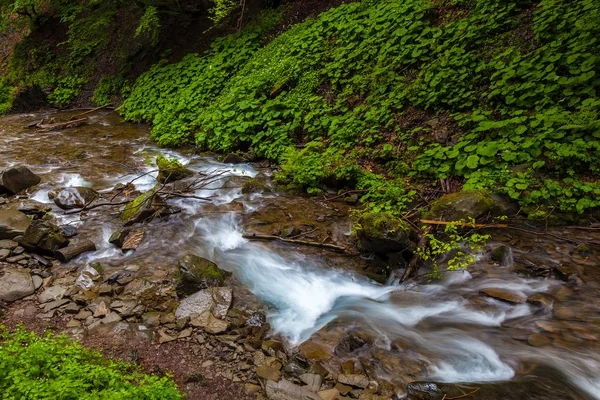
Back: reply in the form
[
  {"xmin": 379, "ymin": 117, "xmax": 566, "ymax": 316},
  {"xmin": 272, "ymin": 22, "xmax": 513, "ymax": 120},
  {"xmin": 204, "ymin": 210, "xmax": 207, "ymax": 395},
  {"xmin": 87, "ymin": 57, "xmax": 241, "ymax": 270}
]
[
  {"xmin": 0, "ymin": 267, "xmax": 35, "ymax": 302},
  {"xmin": 242, "ymin": 178, "xmax": 270, "ymax": 194},
  {"xmin": 480, "ymin": 288, "xmax": 526, "ymax": 304},
  {"xmin": 156, "ymin": 154, "xmax": 193, "ymax": 183},
  {"xmin": 53, "ymin": 187, "xmax": 98, "ymax": 210},
  {"xmin": 0, "ymin": 210, "xmax": 31, "ymax": 240},
  {"xmin": 0, "ymin": 166, "xmax": 41, "ymax": 195},
  {"xmin": 108, "ymin": 228, "xmax": 131, "ymax": 247},
  {"xmin": 426, "ymin": 190, "xmax": 495, "ymax": 222},
  {"xmin": 21, "ymin": 220, "xmax": 69, "ymax": 253},
  {"xmin": 222, "ymin": 153, "xmax": 245, "ymax": 164},
  {"xmin": 356, "ymin": 212, "xmax": 414, "ymax": 254},
  {"xmin": 176, "ymin": 254, "xmax": 232, "ymax": 296}
]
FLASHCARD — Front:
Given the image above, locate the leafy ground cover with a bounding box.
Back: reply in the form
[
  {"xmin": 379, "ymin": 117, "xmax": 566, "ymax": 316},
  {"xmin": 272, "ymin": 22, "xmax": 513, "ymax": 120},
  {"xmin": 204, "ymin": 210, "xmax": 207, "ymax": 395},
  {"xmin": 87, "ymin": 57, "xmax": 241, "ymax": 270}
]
[
  {"xmin": 0, "ymin": 324, "xmax": 184, "ymax": 399},
  {"xmin": 121, "ymin": 0, "xmax": 600, "ymax": 218}
]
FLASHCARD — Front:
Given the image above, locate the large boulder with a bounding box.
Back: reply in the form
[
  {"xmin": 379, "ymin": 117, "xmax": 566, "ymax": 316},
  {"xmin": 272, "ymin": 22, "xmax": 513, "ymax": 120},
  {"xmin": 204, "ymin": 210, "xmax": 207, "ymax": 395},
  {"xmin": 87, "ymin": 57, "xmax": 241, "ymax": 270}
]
[
  {"xmin": 356, "ymin": 212, "xmax": 415, "ymax": 254},
  {"xmin": 21, "ymin": 220, "xmax": 69, "ymax": 253},
  {"xmin": 156, "ymin": 154, "xmax": 193, "ymax": 184},
  {"xmin": 0, "ymin": 210, "xmax": 31, "ymax": 240},
  {"xmin": 176, "ymin": 254, "xmax": 232, "ymax": 296},
  {"xmin": 121, "ymin": 188, "xmax": 165, "ymax": 225},
  {"xmin": 10, "ymin": 85, "xmax": 47, "ymax": 112},
  {"xmin": 0, "ymin": 167, "xmax": 41, "ymax": 195},
  {"xmin": 426, "ymin": 190, "xmax": 495, "ymax": 222},
  {"xmin": 53, "ymin": 187, "xmax": 98, "ymax": 210},
  {"xmin": 5, "ymin": 199, "xmax": 52, "ymax": 218},
  {"xmin": 0, "ymin": 267, "xmax": 35, "ymax": 302}
]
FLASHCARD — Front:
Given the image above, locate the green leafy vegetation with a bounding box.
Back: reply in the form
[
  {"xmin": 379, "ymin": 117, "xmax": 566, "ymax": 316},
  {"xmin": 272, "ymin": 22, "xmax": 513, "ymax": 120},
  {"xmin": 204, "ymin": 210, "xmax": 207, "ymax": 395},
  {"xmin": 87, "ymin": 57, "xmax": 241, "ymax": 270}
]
[
  {"xmin": 0, "ymin": 325, "xmax": 183, "ymax": 399},
  {"xmin": 121, "ymin": 0, "xmax": 600, "ymax": 217}
]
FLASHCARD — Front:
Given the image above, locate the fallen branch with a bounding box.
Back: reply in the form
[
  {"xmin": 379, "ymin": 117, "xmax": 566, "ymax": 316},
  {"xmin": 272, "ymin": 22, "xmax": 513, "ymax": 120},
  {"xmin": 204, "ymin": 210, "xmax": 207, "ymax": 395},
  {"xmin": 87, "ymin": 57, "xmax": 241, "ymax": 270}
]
[
  {"xmin": 36, "ymin": 117, "xmax": 88, "ymax": 132},
  {"xmin": 446, "ymin": 388, "xmax": 480, "ymax": 400},
  {"xmin": 74, "ymin": 103, "xmax": 112, "ymax": 118},
  {"xmin": 401, "ymin": 225, "xmax": 432, "ymax": 282},
  {"xmin": 420, "ymin": 219, "xmax": 508, "ymax": 228},
  {"xmin": 243, "ymin": 233, "xmax": 347, "ymax": 252},
  {"xmin": 323, "ymin": 190, "xmax": 368, "ymax": 202},
  {"xmin": 64, "ymin": 200, "xmax": 131, "ymax": 214}
]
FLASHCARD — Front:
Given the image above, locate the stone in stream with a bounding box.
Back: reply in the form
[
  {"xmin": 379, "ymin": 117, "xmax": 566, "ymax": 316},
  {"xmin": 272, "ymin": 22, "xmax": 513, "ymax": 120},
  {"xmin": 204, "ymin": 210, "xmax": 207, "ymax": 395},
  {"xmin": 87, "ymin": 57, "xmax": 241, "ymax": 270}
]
[
  {"xmin": 0, "ymin": 267, "xmax": 35, "ymax": 301},
  {"xmin": 176, "ymin": 254, "xmax": 232, "ymax": 296},
  {"xmin": 490, "ymin": 245, "xmax": 512, "ymax": 265},
  {"xmin": 121, "ymin": 230, "xmax": 145, "ymax": 252},
  {"xmin": 222, "ymin": 153, "xmax": 245, "ymax": 164},
  {"xmin": 0, "ymin": 166, "xmax": 41, "ymax": 195},
  {"xmin": 526, "ymin": 292, "xmax": 555, "ymax": 308},
  {"xmin": 20, "ymin": 220, "xmax": 68, "ymax": 253},
  {"xmin": 108, "ymin": 228, "xmax": 131, "ymax": 248},
  {"xmin": 53, "ymin": 187, "xmax": 98, "ymax": 210},
  {"xmin": 335, "ymin": 333, "xmax": 371, "ymax": 356},
  {"xmin": 356, "ymin": 212, "xmax": 415, "ymax": 254},
  {"xmin": 479, "ymin": 288, "xmax": 526, "ymax": 304},
  {"xmin": 6, "ymin": 199, "xmax": 52, "ymax": 218},
  {"xmin": 425, "ymin": 189, "xmax": 495, "ymax": 222},
  {"xmin": 265, "ymin": 379, "xmax": 321, "ymax": 400},
  {"xmin": 0, "ymin": 210, "xmax": 31, "ymax": 240},
  {"xmin": 156, "ymin": 154, "xmax": 193, "ymax": 184},
  {"xmin": 121, "ymin": 188, "xmax": 166, "ymax": 225}
]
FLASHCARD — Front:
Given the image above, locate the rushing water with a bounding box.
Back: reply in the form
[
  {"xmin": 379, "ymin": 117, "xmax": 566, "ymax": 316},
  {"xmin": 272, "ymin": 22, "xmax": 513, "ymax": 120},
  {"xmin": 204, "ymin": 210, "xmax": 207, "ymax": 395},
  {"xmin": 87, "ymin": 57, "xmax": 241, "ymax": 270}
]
[{"xmin": 2, "ymin": 111, "xmax": 600, "ymax": 399}]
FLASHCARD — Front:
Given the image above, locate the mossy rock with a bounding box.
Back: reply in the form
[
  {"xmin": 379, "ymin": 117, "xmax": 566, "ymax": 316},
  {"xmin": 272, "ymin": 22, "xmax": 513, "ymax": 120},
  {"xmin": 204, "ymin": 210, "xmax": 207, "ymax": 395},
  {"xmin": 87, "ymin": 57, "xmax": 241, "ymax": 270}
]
[
  {"xmin": 356, "ymin": 212, "xmax": 415, "ymax": 255},
  {"xmin": 156, "ymin": 154, "xmax": 193, "ymax": 184},
  {"xmin": 242, "ymin": 179, "xmax": 270, "ymax": 194},
  {"xmin": 426, "ymin": 190, "xmax": 495, "ymax": 222},
  {"xmin": 121, "ymin": 188, "xmax": 164, "ymax": 225},
  {"xmin": 176, "ymin": 254, "xmax": 232, "ymax": 297},
  {"xmin": 21, "ymin": 220, "xmax": 68, "ymax": 253}
]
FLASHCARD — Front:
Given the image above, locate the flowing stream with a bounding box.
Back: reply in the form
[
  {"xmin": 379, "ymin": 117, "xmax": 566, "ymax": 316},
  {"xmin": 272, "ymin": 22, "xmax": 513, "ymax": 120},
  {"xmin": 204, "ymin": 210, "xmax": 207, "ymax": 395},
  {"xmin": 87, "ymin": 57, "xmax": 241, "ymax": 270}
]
[{"xmin": 2, "ymin": 111, "xmax": 600, "ymax": 399}]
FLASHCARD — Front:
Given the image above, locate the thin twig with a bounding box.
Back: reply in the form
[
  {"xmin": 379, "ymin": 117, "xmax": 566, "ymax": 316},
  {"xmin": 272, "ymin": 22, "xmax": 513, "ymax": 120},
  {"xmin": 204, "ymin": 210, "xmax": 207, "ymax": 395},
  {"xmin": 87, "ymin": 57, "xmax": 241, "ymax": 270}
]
[
  {"xmin": 323, "ymin": 189, "xmax": 368, "ymax": 202},
  {"xmin": 243, "ymin": 233, "xmax": 347, "ymax": 252},
  {"xmin": 74, "ymin": 103, "xmax": 112, "ymax": 118},
  {"xmin": 64, "ymin": 200, "xmax": 131, "ymax": 214},
  {"xmin": 446, "ymin": 388, "xmax": 480, "ymax": 400}
]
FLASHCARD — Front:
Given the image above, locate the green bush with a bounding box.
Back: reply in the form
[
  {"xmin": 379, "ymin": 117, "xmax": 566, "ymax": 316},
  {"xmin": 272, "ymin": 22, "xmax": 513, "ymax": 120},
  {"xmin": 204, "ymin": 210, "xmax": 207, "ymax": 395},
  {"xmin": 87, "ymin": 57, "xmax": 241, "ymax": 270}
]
[{"xmin": 0, "ymin": 325, "xmax": 184, "ymax": 399}]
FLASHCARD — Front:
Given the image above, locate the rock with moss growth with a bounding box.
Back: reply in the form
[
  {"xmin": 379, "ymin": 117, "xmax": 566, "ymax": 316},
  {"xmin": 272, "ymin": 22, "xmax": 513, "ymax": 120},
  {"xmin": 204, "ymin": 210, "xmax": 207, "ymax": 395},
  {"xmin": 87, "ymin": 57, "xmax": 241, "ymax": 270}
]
[
  {"xmin": 426, "ymin": 190, "xmax": 495, "ymax": 222},
  {"xmin": 156, "ymin": 154, "xmax": 193, "ymax": 184},
  {"xmin": 356, "ymin": 212, "xmax": 415, "ymax": 255},
  {"xmin": 176, "ymin": 254, "xmax": 232, "ymax": 296},
  {"xmin": 21, "ymin": 220, "xmax": 68, "ymax": 253},
  {"xmin": 241, "ymin": 178, "xmax": 270, "ymax": 194},
  {"xmin": 121, "ymin": 188, "xmax": 165, "ymax": 226}
]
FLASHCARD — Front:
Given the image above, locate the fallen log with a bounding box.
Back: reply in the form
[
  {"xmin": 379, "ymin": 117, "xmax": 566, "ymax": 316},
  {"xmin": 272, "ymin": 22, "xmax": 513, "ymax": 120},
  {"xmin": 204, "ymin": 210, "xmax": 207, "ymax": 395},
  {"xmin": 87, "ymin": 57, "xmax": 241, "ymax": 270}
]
[
  {"xmin": 74, "ymin": 103, "xmax": 112, "ymax": 118},
  {"xmin": 36, "ymin": 117, "xmax": 88, "ymax": 132},
  {"xmin": 64, "ymin": 200, "xmax": 131, "ymax": 214},
  {"xmin": 243, "ymin": 233, "xmax": 347, "ymax": 252},
  {"xmin": 55, "ymin": 239, "xmax": 97, "ymax": 262}
]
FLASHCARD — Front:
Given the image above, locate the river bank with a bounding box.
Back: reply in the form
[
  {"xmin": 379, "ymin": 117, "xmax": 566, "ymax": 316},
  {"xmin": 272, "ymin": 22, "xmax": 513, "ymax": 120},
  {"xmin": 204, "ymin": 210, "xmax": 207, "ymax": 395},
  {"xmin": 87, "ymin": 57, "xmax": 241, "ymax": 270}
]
[{"xmin": 1, "ymin": 110, "xmax": 600, "ymax": 400}]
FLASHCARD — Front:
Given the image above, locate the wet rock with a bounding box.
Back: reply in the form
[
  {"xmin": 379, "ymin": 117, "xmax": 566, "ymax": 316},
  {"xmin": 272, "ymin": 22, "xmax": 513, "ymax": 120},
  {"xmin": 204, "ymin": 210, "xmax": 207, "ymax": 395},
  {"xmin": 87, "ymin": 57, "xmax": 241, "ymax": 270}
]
[
  {"xmin": 121, "ymin": 230, "xmax": 145, "ymax": 252},
  {"xmin": 222, "ymin": 153, "xmax": 245, "ymax": 164},
  {"xmin": 317, "ymin": 388, "xmax": 341, "ymax": 400},
  {"xmin": 299, "ymin": 341, "xmax": 332, "ymax": 361},
  {"xmin": 156, "ymin": 154, "xmax": 193, "ymax": 184},
  {"xmin": 0, "ymin": 210, "xmax": 31, "ymax": 240},
  {"xmin": 338, "ymin": 374, "xmax": 369, "ymax": 389},
  {"xmin": 176, "ymin": 254, "xmax": 232, "ymax": 296},
  {"xmin": 0, "ymin": 267, "xmax": 35, "ymax": 301},
  {"xmin": 265, "ymin": 379, "xmax": 321, "ymax": 400},
  {"xmin": 121, "ymin": 188, "xmax": 166, "ymax": 225},
  {"xmin": 38, "ymin": 285, "xmax": 67, "ymax": 303},
  {"xmin": 6, "ymin": 199, "xmax": 51, "ymax": 218},
  {"xmin": 528, "ymin": 333, "xmax": 551, "ymax": 347},
  {"xmin": 242, "ymin": 179, "xmax": 270, "ymax": 195},
  {"xmin": 425, "ymin": 190, "xmax": 495, "ymax": 222},
  {"xmin": 53, "ymin": 187, "xmax": 98, "ymax": 210},
  {"xmin": 108, "ymin": 228, "xmax": 131, "ymax": 248},
  {"xmin": 406, "ymin": 376, "xmax": 587, "ymax": 400},
  {"xmin": 553, "ymin": 264, "xmax": 579, "ymax": 281},
  {"xmin": 176, "ymin": 286, "xmax": 231, "ymax": 317},
  {"xmin": 10, "ymin": 85, "xmax": 47, "ymax": 112},
  {"xmin": 0, "ymin": 239, "xmax": 18, "ymax": 250},
  {"xmin": 526, "ymin": 293, "xmax": 555, "ymax": 308},
  {"xmin": 356, "ymin": 213, "xmax": 414, "ymax": 254},
  {"xmin": 300, "ymin": 373, "xmax": 322, "ymax": 392},
  {"xmin": 257, "ymin": 365, "xmax": 282, "ymax": 381},
  {"xmin": 480, "ymin": 288, "xmax": 526, "ymax": 304},
  {"xmin": 335, "ymin": 333, "xmax": 371, "ymax": 355},
  {"xmin": 0, "ymin": 166, "xmax": 41, "ymax": 195},
  {"xmin": 490, "ymin": 245, "xmax": 511, "ymax": 265},
  {"xmin": 21, "ymin": 220, "xmax": 68, "ymax": 253}
]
